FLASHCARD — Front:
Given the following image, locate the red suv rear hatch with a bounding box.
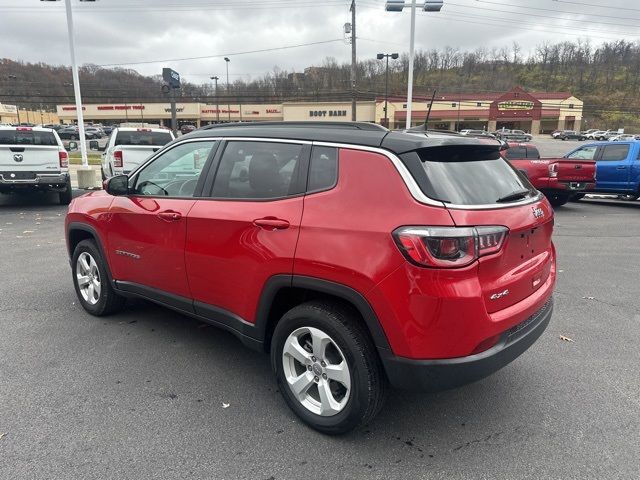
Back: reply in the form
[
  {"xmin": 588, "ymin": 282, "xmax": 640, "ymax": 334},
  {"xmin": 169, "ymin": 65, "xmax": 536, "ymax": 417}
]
[{"xmin": 409, "ymin": 144, "xmax": 555, "ymax": 313}]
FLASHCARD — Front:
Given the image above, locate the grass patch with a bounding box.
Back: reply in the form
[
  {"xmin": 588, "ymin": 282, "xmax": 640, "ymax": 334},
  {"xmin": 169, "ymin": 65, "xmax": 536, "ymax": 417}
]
[{"xmin": 69, "ymin": 153, "xmax": 102, "ymax": 165}]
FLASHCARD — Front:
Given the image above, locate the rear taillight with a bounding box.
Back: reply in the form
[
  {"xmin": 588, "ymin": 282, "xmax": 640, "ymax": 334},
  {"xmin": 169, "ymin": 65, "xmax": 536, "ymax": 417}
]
[
  {"xmin": 393, "ymin": 226, "xmax": 508, "ymax": 268},
  {"xmin": 113, "ymin": 150, "xmax": 123, "ymax": 168},
  {"xmin": 59, "ymin": 150, "xmax": 68, "ymax": 168},
  {"xmin": 548, "ymin": 163, "xmax": 558, "ymax": 178}
]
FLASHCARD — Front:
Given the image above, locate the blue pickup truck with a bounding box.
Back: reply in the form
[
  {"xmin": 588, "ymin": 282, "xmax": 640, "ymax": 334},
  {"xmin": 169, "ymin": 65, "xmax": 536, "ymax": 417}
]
[{"xmin": 565, "ymin": 141, "xmax": 640, "ymax": 201}]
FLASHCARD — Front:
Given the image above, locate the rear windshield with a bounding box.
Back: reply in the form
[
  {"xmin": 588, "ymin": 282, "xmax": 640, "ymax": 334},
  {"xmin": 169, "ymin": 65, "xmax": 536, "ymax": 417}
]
[
  {"xmin": 0, "ymin": 130, "xmax": 57, "ymax": 146},
  {"xmin": 409, "ymin": 146, "xmax": 536, "ymax": 205},
  {"xmin": 114, "ymin": 131, "xmax": 172, "ymax": 146}
]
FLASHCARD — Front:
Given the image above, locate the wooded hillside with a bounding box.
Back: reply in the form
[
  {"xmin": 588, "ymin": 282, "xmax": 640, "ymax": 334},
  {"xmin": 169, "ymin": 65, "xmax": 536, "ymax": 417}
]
[{"xmin": 2, "ymin": 39, "xmax": 640, "ymax": 129}]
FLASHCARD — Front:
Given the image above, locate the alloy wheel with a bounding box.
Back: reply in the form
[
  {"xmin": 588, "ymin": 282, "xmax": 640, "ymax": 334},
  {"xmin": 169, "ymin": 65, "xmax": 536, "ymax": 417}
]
[
  {"xmin": 282, "ymin": 326, "xmax": 351, "ymax": 417},
  {"xmin": 76, "ymin": 252, "xmax": 101, "ymax": 305}
]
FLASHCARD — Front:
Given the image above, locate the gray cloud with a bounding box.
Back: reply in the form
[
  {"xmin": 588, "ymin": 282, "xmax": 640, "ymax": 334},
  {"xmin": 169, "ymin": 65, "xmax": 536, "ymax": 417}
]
[{"xmin": 0, "ymin": 0, "xmax": 636, "ymax": 85}]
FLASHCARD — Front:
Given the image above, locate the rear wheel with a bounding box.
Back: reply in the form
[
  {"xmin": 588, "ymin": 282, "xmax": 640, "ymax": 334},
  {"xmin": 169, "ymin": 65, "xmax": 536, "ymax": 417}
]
[
  {"xmin": 570, "ymin": 193, "xmax": 585, "ymax": 202},
  {"xmin": 59, "ymin": 177, "xmax": 72, "ymax": 205},
  {"xmin": 72, "ymin": 239, "xmax": 125, "ymax": 316},
  {"xmin": 618, "ymin": 194, "xmax": 639, "ymax": 201},
  {"xmin": 271, "ymin": 301, "xmax": 386, "ymax": 435},
  {"xmin": 547, "ymin": 192, "xmax": 570, "ymax": 207}
]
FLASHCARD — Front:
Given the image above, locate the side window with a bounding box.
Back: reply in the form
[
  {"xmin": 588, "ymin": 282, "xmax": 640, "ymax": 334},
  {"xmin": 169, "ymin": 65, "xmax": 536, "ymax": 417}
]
[
  {"xmin": 566, "ymin": 146, "xmax": 598, "ymax": 160},
  {"xmin": 600, "ymin": 144, "xmax": 630, "ymax": 161},
  {"xmin": 132, "ymin": 141, "xmax": 216, "ymax": 197},
  {"xmin": 308, "ymin": 146, "xmax": 338, "ymax": 192},
  {"xmin": 527, "ymin": 147, "xmax": 541, "ymax": 159},
  {"xmin": 212, "ymin": 141, "xmax": 304, "ymax": 199}
]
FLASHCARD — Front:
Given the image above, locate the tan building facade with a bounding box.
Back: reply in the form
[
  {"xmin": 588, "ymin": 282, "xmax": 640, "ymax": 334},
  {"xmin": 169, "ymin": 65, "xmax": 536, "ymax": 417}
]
[
  {"xmin": 55, "ymin": 87, "xmax": 582, "ymax": 134},
  {"xmin": 1, "ymin": 103, "xmax": 59, "ymax": 125}
]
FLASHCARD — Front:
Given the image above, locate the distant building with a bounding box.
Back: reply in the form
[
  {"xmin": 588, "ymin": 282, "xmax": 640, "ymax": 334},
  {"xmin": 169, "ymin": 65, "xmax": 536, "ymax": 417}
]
[{"xmin": 55, "ymin": 86, "xmax": 582, "ymax": 134}]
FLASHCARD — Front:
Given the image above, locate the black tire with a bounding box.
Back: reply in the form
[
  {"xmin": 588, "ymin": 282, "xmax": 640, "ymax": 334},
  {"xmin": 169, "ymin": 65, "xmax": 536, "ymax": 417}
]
[
  {"xmin": 570, "ymin": 193, "xmax": 585, "ymax": 202},
  {"xmin": 618, "ymin": 194, "xmax": 639, "ymax": 201},
  {"xmin": 271, "ymin": 301, "xmax": 386, "ymax": 435},
  {"xmin": 561, "ymin": 136, "xmax": 567, "ymax": 141},
  {"xmin": 547, "ymin": 193, "xmax": 570, "ymax": 207},
  {"xmin": 59, "ymin": 177, "xmax": 72, "ymax": 205},
  {"xmin": 71, "ymin": 239, "xmax": 126, "ymax": 316}
]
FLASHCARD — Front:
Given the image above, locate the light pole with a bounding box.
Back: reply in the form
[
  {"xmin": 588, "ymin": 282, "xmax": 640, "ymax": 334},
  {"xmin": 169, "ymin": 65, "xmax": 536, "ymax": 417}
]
[
  {"xmin": 41, "ymin": 0, "xmax": 97, "ymax": 171},
  {"xmin": 210, "ymin": 76, "xmax": 220, "ymax": 123},
  {"xmin": 376, "ymin": 53, "xmax": 399, "ymax": 128},
  {"xmin": 385, "ymin": 1, "xmax": 443, "ymax": 129},
  {"xmin": 224, "ymin": 57, "xmax": 231, "ymax": 122}
]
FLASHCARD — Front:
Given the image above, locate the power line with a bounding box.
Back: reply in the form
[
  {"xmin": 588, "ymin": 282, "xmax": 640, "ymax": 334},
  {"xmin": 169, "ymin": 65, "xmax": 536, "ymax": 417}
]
[
  {"xmin": 552, "ymin": 0, "xmax": 640, "ymax": 13},
  {"xmin": 96, "ymin": 39, "xmax": 345, "ymax": 67}
]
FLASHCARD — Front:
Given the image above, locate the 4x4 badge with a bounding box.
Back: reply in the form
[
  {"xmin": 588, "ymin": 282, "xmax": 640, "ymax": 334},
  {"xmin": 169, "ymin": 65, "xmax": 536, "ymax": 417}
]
[{"xmin": 532, "ymin": 207, "xmax": 544, "ymax": 219}]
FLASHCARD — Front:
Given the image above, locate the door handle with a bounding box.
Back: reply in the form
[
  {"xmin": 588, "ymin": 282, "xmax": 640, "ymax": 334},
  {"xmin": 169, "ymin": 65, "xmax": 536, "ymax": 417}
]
[
  {"xmin": 253, "ymin": 217, "xmax": 290, "ymax": 230},
  {"xmin": 157, "ymin": 210, "xmax": 182, "ymax": 222},
  {"xmin": 616, "ymin": 166, "xmax": 627, "ymax": 170}
]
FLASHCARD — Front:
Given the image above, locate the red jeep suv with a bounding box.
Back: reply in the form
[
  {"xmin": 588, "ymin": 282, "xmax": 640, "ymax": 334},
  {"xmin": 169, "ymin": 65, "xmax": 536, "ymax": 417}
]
[{"xmin": 65, "ymin": 122, "xmax": 556, "ymax": 434}]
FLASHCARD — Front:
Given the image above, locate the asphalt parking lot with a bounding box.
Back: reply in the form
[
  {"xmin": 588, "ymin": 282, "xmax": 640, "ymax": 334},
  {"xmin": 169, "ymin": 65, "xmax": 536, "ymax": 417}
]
[{"xmin": 1, "ymin": 148, "xmax": 639, "ymax": 479}]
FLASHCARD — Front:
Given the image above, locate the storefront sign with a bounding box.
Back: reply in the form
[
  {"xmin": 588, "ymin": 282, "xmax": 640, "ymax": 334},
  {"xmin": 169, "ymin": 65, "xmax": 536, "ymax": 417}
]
[
  {"xmin": 266, "ymin": 108, "xmax": 281, "ymax": 114},
  {"xmin": 309, "ymin": 110, "xmax": 347, "ymax": 117},
  {"xmin": 498, "ymin": 101, "xmax": 534, "ymax": 110},
  {"xmin": 62, "ymin": 106, "xmax": 86, "ymax": 111},
  {"xmin": 201, "ymin": 108, "xmax": 240, "ymax": 114},
  {"xmin": 97, "ymin": 105, "xmax": 145, "ymax": 111}
]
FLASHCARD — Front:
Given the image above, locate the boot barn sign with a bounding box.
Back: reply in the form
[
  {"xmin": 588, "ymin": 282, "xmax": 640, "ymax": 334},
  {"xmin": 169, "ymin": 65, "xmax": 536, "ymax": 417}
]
[{"xmin": 309, "ymin": 109, "xmax": 348, "ymax": 117}]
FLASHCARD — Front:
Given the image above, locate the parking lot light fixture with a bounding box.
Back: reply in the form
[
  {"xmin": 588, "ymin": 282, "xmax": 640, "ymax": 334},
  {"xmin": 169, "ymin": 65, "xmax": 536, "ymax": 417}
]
[
  {"xmin": 210, "ymin": 76, "xmax": 220, "ymax": 123},
  {"xmin": 40, "ymin": 0, "xmax": 98, "ymax": 169},
  {"xmin": 224, "ymin": 58, "xmax": 231, "ymax": 122},
  {"xmin": 384, "ymin": 1, "xmax": 443, "ymax": 129},
  {"xmin": 377, "ymin": 53, "xmax": 399, "ymax": 128}
]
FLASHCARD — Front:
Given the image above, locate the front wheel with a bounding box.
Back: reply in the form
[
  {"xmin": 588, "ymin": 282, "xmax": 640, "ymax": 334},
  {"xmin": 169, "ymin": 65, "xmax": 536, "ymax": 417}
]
[
  {"xmin": 271, "ymin": 301, "xmax": 386, "ymax": 435},
  {"xmin": 72, "ymin": 239, "xmax": 126, "ymax": 316}
]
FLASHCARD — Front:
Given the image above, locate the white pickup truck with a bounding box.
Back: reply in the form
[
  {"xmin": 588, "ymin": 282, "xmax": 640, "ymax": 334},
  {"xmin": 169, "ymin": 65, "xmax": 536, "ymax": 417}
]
[
  {"xmin": 101, "ymin": 127, "xmax": 174, "ymax": 179},
  {"xmin": 0, "ymin": 126, "xmax": 72, "ymax": 204}
]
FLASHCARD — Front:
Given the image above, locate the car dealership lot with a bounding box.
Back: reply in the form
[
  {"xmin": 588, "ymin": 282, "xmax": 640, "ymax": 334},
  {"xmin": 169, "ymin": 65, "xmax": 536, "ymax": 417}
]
[{"xmin": 1, "ymin": 191, "xmax": 639, "ymax": 479}]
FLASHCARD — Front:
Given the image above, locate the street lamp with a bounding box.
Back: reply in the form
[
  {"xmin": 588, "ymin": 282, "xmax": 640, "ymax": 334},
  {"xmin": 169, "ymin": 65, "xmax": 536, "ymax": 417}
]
[
  {"xmin": 376, "ymin": 53, "xmax": 399, "ymax": 128},
  {"xmin": 41, "ymin": 0, "xmax": 97, "ymax": 169},
  {"xmin": 224, "ymin": 57, "xmax": 231, "ymax": 122},
  {"xmin": 210, "ymin": 76, "xmax": 220, "ymax": 123},
  {"xmin": 385, "ymin": 1, "xmax": 443, "ymax": 129}
]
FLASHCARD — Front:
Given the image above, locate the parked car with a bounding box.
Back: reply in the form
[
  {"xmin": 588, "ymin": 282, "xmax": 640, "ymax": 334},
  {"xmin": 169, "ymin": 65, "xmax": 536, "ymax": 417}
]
[
  {"xmin": 581, "ymin": 129, "xmax": 599, "ymax": 136},
  {"xmin": 101, "ymin": 125, "xmax": 116, "ymax": 136},
  {"xmin": 66, "ymin": 121, "xmax": 556, "ymax": 434},
  {"xmin": 568, "ymin": 141, "xmax": 640, "ymax": 201},
  {"xmin": 101, "ymin": 127, "xmax": 175, "ymax": 179},
  {"xmin": 584, "ymin": 130, "xmax": 607, "ymax": 140},
  {"xmin": 503, "ymin": 141, "xmax": 596, "ymax": 206},
  {"xmin": 84, "ymin": 127, "xmax": 104, "ymax": 138},
  {"xmin": 180, "ymin": 124, "xmax": 197, "ymax": 135},
  {"xmin": 555, "ymin": 130, "xmax": 586, "ymax": 141},
  {"xmin": 493, "ymin": 129, "xmax": 533, "ymax": 141},
  {"xmin": 459, "ymin": 129, "xmax": 496, "ymax": 139},
  {"xmin": 608, "ymin": 134, "xmax": 636, "ymax": 142},
  {"xmin": 0, "ymin": 126, "xmax": 71, "ymax": 204},
  {"xmin": 58, "ymin": 127, "xmax": 98, "ymax": 140}
]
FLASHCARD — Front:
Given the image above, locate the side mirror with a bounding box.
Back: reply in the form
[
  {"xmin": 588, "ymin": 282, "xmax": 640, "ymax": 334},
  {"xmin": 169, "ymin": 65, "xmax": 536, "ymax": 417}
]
[
  {"xmin": 105, "ymin": 174, "xmax": 129, "ymax": 196},
  {"xmin": 68, "ymin": 141, "xmax": 78, "ymax": 151},
  {"xmin": 89, "ymin": 140, "xmax": 99, "ymax": 151}
]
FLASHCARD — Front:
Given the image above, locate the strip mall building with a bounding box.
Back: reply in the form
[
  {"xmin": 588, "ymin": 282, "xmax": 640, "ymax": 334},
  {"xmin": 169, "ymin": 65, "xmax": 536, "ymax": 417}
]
[{"xmin": 56, "ymin": 86, "xmax": 583, "ymax": 134}]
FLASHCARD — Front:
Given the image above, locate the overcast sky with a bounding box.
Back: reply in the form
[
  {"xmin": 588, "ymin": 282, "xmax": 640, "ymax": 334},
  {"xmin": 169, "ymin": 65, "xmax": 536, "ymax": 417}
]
[{"xmin": 0, "ymin": 0, "xmax": 637, "ymax": 86}]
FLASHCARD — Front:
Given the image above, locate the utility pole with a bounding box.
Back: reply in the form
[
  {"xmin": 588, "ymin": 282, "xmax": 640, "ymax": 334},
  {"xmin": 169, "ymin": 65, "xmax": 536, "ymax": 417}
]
[
  {"xmin": 210, "ymin": 76, "xmax": 220, "ymax": 123},
  {"xmin": 224, "ymin": 57, "xmax": 231, "ymax": 122},
  {"xmin": 64, "ymin": 0, "xmax": 89, "ymax": 167},
  {"xmin": 350, "ymin": 0, "xmax": 357, "ymax": 121}
]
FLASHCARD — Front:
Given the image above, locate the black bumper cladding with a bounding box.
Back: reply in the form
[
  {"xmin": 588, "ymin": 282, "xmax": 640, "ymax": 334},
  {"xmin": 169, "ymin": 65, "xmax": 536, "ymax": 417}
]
[{"xmin": 380, "ymin": 298, "xmax": 553, "ymax": 391}]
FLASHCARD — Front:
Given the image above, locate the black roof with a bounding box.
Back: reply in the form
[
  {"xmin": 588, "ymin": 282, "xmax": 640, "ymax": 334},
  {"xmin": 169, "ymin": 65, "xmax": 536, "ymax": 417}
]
[{"xmin": 187, "ymin": 121, "xmax": 503, "ymax": 155}]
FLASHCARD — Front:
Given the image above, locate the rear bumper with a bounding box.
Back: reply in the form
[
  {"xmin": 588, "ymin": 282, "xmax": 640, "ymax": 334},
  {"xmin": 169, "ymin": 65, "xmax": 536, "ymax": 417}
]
[
  {"xmin": 380, "ymin": 298, "xmax": 553, "ymax": 391},
  {"xmin": 0, "ymin": 172, "xmax": 69, "ymax": 187}
]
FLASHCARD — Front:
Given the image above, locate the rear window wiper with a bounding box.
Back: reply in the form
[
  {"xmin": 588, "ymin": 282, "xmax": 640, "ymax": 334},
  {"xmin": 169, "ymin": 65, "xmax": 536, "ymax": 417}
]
[{"xmin": 496, "ymin": 189, "xmax": 531, "ymax": 203}]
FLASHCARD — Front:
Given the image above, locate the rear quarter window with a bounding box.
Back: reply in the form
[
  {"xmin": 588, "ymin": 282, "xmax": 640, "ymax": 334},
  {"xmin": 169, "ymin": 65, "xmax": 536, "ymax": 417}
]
[{"xmin": 600, "ymin": 144, "xmax": 630, "ymax": 161}]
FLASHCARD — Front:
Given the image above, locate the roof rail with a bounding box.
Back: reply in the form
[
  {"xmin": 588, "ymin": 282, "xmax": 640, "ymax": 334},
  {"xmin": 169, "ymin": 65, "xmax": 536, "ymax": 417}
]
[{"xmin": 199, "ymin": 121, "xmax": 389, "ymax": 132}]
